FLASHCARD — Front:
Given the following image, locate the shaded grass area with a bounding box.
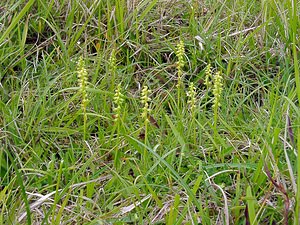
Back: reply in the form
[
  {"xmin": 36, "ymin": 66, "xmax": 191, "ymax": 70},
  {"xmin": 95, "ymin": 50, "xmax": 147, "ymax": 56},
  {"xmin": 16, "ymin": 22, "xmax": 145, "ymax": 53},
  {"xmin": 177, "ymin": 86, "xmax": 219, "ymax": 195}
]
[{"xmin": 0, "ymin": 0, "xmax": 299, "ymax": 224}]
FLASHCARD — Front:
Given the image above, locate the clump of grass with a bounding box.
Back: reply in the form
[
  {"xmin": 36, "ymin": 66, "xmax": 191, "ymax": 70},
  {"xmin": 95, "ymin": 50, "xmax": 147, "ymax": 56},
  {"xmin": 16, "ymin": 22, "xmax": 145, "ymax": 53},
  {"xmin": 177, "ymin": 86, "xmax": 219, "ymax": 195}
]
[
  {"xmin": 77, "ymin": 56, "xmax": 89, "ymax": 140},
  {"xmin": 3, "ymin": 0, "xmax": 300, "ymax": 224}
]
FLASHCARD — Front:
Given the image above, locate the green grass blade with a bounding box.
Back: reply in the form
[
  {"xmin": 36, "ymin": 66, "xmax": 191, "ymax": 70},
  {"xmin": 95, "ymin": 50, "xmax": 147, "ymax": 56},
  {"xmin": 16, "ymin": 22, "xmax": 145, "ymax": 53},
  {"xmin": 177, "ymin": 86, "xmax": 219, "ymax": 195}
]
[
  {"xmin": 4, "ymin": 147, "xmax": 31, "ymax": 225},
  {"xmin": 246, "ymin": 186, "xmax": 257, "ymax": 225},
  {"xmin": 126, "ymin": 136, "xmax": 202, "ymax": 212},
  {"xmin": 0, "ymin": 0, "xmax": 35, "ymax": 45}
]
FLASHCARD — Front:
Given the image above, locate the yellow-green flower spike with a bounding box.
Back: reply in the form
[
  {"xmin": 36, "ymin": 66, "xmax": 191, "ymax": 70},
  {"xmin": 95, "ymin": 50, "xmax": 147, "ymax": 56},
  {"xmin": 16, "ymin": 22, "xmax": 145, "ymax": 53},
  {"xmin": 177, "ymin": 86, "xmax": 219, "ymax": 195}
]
[
  {"xmin": 77, "ymin": 56, "xmax": 89, "ymax": 140},
  {"xmin": 77, "ymin": 56, "xmax": 89, "ymax": 109},
  {"xmin": 109, "ymin": 49, "xmax": 117, "ymax": 73},
  {"xmin": 113, "ymin": 83, "xmax": 124, "ymax": 122},
  {"xmin": 212, "ymin": 71, "xmax": 223, "ymax": 109},
  {"xmin": 204, "ymin": 64, "xmax": 212, "ymax": 89},
  {"xmin": 187, "ymin": 82, "xmax": 197, "ymax": 113},
  {"xmin": 141, "ymin": 85, "xmax": 151, "ymax": 123},
  {"xmin": 175, "ymin": 40, "xmax": 185, "ymax": 87}
]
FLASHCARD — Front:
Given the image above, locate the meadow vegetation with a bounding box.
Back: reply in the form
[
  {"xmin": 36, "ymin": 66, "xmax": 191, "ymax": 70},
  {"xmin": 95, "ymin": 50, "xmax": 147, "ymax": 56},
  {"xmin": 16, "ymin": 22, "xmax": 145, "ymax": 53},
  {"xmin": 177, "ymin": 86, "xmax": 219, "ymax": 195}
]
[{"xmin": 0, "ymin": 0, "xmax": 300, "ymax": 224}]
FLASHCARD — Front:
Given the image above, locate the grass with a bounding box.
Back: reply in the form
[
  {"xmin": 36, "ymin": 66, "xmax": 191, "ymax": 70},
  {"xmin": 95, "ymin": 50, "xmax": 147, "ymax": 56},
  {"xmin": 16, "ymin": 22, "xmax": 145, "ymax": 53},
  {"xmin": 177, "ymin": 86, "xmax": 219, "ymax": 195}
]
[{"xmin": 0, "ymin": 0, "xmax": 300, "ymax": 224}]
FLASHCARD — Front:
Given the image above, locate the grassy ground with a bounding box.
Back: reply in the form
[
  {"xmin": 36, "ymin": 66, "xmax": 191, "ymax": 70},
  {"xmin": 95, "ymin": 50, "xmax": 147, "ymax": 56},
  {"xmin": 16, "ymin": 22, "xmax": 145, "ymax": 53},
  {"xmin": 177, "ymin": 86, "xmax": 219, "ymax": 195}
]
[{"xmin": 0, "ymin": 0, "xmax": 300, "ymax": 224}]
